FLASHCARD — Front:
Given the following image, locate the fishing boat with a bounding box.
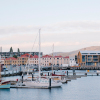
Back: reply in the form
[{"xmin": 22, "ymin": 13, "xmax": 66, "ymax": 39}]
[
  {"xmin": 0, "ymin": 56, "xmax": 10, "ymax": 89},
  {"xmin": 23, "ymin": 29, "xmax": 62, "ymax": 88}
]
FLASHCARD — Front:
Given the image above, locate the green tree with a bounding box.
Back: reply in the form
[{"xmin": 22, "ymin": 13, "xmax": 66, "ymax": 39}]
[
  {"xmin": 13, "ymin": 55, "xmax": 17, "ymax": 58},
  {"xmin": 17, "ymin": 48, "xmax": 20, "ymax": 52},
  {"xmin": 10, "ymin": 47, "xmax": 13, "ymax": 53}
]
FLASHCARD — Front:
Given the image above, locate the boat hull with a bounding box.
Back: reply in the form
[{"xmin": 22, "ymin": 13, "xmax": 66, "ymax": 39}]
[
  {"xmin": 23, "ymin": 81, "xmax": 62, "ymax": 88},
  {"xmin": 0, "ymin": 84, "xmax": 10, "ymax": 89}
]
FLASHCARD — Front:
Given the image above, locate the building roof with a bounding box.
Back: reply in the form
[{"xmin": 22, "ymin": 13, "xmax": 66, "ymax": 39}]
[
  {"xmin": 21, "ymin": 53, "xmax": 33, "ymax": 57},
  {"xmin": 42, "ymin": 55, "xmax": 52, "ymax": 58},
  {"xmin": 5, "ymin": 57, "xmax": 17, "ymax": 60},
  {"xmin": 54, "ymin": 56, "xmax": 62, "ymax": 58},
  {"xmin": 64, "ymin": 56, "xmax": 69, "ymax": 58},
  {"xmin": 30, "ymin": 55, "xmax": 38, "ymax": 58},
  {"xmin": 80, "ymin": 51, "xmax": 100, "ymax": 55},
  {"xmin": 19, "ymin": 56, "xmax": 28, "ymax": 58}
]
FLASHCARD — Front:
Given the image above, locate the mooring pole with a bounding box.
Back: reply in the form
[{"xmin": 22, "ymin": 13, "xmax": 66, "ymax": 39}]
[
  {"xmin": 54, "ymin": 71, "xmax": 55, "ymax": 75},
  {"xmin": 48, "ymin": 71, "xmax": 49, "ymax": 76},
  {"xmin": 32, "ymin": 73, "xmax": 34, "ymax": 81},
  {"xmin": 22, "ymin": 73, "xmax": 23, "ymax": 83},
  {"xmin": 67, "ymin": 71, "xmax": 68, "ymax": 76},
  {"xmin": 49, "ymin": 78, "xmax": 51, "ymax": 89}
]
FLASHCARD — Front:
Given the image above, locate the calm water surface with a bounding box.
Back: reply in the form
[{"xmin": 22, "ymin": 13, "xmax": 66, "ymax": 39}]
[{"xmin": 0, "ymin": 71, "xmax": 100, "ymax": 100}]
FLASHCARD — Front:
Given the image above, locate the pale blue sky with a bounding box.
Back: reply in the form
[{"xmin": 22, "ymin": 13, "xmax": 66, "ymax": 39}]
[
  {"xmin": 1, "ymin": 0, "xmax": 100, "ymax": 26},
  {"xmin": 0, "ymin": 0, "xmax": 100, "ymax": 54}
]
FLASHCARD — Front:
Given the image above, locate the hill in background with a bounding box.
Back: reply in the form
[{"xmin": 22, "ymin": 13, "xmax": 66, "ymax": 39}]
[{"xmin": 49, "ymin": 46, "xmax": 100, "ymax": 57}]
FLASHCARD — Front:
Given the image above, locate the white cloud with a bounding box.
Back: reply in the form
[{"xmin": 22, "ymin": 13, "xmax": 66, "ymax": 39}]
[
  {"xmin": 0, "ymin": 21, "xmax": 100, "ymax": 54},
  {"xmin": 1, "ymin": 21, "xmax": 100, "ymax": 35}
]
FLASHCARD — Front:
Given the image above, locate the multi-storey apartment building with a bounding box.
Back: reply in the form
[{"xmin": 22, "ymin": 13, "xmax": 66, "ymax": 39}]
[
  {"xmin": 41, "ymin": 55, "xmax": 52, "ymax": 66},
  {"xmin": 28, "ymin": 55, "xmax": 69, "ymax": 66},
  {"xmin": 29, "ymin": 55, "xmax": 39, "ymax": 66},
  {"xmin": 41, "ymin": 55, "xmax": 69, "ymax": 67},
  {"xmin": 4, "ymin": 57, "xmax": 17, "ymax": 65},
  {"xmin": 76, "ymin": 51, "xmax": 100, "ymax": 66},
  {"xmin": 4, "ymin": 53, "xmax": 32, "ymax": 65}
]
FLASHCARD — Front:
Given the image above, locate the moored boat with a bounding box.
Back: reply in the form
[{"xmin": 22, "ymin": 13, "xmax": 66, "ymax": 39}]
[
  {"xmin": 0, "ymin": 81, "xmax": 10, "ymax": 89},
  {"xmin": 22, "ymin": 29, "xmax": 62, "ymax": 88},
  {"xmin": 0, "ymin": 55, "xmax": 10, "ymax": 89}
]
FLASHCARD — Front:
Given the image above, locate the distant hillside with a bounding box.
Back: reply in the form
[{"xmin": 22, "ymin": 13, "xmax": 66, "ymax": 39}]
[{"xmin": 50, "ymin": 46, "xmax": 100, "ymax": 57}]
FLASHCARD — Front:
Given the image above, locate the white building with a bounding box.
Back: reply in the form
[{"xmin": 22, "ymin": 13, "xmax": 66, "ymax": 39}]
[{"xmin": 69, "ymin": 57, "xmax": 76, "ymax": 66}]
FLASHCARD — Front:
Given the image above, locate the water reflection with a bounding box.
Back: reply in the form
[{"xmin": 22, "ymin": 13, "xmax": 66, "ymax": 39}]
[{"xmin": 0, "ymin": 88, "xmax": 10, "ymax": 92}]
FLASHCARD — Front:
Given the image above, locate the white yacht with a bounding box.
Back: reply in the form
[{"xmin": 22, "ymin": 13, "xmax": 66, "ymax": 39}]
[
  {"xmin": 23, "ymin": 78, "xmax": 62, "ymax": 88},
  {"xmin": 23, "ymin": 29, "xmax": 62, "ymax": 88}
]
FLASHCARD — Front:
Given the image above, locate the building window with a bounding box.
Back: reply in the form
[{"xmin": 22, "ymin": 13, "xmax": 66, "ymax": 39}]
[
  {"xmin": 82, "ymin": 55, "xmax": 85, "ymax": 62},
  {"xmin": 90, "ymin": 53, "xmax": 96, "ymax": 54}
]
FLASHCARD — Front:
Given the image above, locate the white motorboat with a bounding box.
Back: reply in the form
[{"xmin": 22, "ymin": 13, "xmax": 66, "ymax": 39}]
[{"xmin": 23, "ymin": 78, "xmax": 62, "ymax": 88}]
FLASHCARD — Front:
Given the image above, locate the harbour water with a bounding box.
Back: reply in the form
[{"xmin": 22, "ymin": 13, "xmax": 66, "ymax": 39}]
[{"xmin": 0, "ymin": 72, "xmax": 100, "ymax": 100}]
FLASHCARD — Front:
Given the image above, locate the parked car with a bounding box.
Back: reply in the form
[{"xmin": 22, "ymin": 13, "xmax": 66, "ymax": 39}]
[{"xmin": 2, "ymin": 68, "xmax": 8, "ymax": 71}]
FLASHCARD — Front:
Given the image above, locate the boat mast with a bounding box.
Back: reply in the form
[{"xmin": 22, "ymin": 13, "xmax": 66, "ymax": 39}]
[
  {"xmin": 0, "ymin": 55, "xmax": 1, "ymax": 81},
  {"xmin": 39, "ymin": 29, "xmax": 41, "ymax": 78},
  {"xmin": 52, "ymin": 44, "xmax": 54, "ymax": 73}
]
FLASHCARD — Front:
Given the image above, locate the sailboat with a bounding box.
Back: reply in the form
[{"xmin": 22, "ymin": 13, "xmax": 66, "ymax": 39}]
[
  {"xmin": 51, "ymin": 45, "xmax": 67, "ymax": 83},
  {"xmin": 23, "ymin": 29, "xmax": 62, "ymax": 88},
  {"xmin": 0, "ymin": 56, "xmax": 10, "ymax": 89}
]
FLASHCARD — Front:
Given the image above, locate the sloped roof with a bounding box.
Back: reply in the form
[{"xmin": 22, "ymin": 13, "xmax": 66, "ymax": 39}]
[
  {"xmin": 19, "ymin": 56, "xmax": 28, "ymax": 58},
  {"xmin": 5, "ymin": 57, "xmax": 17, "ymax": 60},
  {"xmin": 42, "ymin": 55, "xmax": 52, "ymax": 58},
  {"xmin": 30, "ymin": 55, "xmax": 38, "ymax": 58},
  {"xmin": 64, "ymin": 56, "xmax": 69, "ymax": 58},
  {"xmin": 21, "ymin": 53, "xmax": 33, "ymax": 57},
  {"xmin": 54, "ymin": 56, "xmax": 62, "ymax": 58}
]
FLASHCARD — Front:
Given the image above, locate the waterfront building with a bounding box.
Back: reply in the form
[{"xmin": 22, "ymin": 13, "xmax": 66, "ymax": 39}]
[
  {"xmin": 4, "ymin": 53, "xmax": 70, "ymax": 66},
  {"xmin": 17, "ymin": 53, "xmax": 30, "ymax": 65},
  {"xmin": 29, "ymin": 55, "xmax": 39, "ymax": 66},
  {"xmin": 4, "ymin": 57, "xmax": 17, "ymax": 65},
  {"xmin": 41, "ymin": 55, "xmax": 52, "ymax": 66},
  {"xmin": 53, "ymin": 56, "xmax": 63, "ymax": 66},
  {"xmin": 29, "ymin": 55, "xmax": 69, "ymax": 67},
  {"xmin": 69, "ymin": 57, "xmax": 76, "ymax": 67},
  {"xmin": 4, "ymin": 53, "xmax": 32, "ymax": 65},
  {"xmin": 41, "ymin": 55, "xmax": 69, "ymax": 67},
  {"xmin": 76, "ymin": 51, "xmax": 100, "ymax": 66},
  {"xmin": 63, "ymin": 56, "xmax": 69, "ymax": 65}
]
